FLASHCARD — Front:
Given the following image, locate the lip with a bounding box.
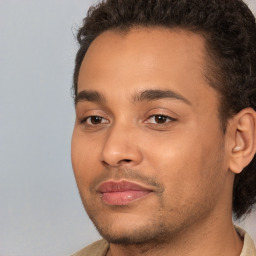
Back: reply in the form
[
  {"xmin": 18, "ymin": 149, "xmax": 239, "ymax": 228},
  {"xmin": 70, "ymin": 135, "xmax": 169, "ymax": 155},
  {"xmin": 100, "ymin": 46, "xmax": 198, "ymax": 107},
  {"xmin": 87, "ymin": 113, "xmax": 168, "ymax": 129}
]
[{"xmin": 96, "ymin": 180, "xmax": 153, "ymax": 205}]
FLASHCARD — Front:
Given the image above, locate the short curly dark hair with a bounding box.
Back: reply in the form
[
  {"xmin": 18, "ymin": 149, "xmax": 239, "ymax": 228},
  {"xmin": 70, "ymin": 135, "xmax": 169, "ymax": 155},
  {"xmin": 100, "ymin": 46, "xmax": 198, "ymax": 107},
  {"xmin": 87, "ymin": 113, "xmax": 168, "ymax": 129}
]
[{"xmin": 73, "ymin": 0, "xmax": 256, "ymax": 219}]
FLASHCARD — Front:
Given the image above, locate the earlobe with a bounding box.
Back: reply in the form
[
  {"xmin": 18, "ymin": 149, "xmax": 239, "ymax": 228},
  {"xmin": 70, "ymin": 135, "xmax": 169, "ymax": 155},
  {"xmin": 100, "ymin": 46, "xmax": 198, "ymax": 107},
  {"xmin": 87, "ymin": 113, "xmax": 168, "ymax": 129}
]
[{"xmin": 228, "ymin": 108, "xmax": 256, "ymax": 174}]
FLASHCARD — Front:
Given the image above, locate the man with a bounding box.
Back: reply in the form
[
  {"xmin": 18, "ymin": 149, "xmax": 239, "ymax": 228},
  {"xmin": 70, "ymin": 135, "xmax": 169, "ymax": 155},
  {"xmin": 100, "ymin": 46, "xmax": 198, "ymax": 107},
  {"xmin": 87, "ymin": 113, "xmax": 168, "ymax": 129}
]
[{"xmin": 71, "ymin": 0, "xmax": 256, "ymax": 255}]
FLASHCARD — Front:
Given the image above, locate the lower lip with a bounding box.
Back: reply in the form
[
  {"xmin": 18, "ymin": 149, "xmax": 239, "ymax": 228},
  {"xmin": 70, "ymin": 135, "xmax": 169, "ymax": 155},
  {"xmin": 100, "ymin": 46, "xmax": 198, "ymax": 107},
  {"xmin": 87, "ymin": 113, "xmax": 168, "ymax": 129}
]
[{"xmin": 100, "ymin": 190, "xmax": 151, "ymax": 205}]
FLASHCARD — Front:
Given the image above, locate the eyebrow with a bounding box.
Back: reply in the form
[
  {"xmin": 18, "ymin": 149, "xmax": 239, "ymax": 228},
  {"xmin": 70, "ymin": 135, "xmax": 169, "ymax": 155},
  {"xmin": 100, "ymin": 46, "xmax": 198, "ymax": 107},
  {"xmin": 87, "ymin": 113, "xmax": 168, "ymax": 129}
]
[
  {"xmin": 133, "ymin": 89, "xmax": 191, "ymax": 105},
  {"xmin": 75, "ymin": 89, "xmax": 191, "ymax": 105},
  {"xmin": 75, "ymin": 90, "xmax": 106, "ymax": 105}
]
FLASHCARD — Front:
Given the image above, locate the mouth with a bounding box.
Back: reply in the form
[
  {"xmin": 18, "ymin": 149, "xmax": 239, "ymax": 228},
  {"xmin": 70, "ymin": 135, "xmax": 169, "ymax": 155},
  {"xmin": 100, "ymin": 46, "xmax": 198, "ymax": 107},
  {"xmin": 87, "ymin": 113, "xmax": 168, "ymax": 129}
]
[{"xmin": 96, "ymin": 180, "xmax": 153, "ymax": 206}]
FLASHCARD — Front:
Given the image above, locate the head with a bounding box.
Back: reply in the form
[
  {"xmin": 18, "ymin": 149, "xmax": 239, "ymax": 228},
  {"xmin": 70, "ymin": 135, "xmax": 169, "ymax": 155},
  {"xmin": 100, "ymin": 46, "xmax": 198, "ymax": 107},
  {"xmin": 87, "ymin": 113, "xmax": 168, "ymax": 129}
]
[{"xmin": 71, "ymin": 0, "xmax": 256, "ymax": 244}]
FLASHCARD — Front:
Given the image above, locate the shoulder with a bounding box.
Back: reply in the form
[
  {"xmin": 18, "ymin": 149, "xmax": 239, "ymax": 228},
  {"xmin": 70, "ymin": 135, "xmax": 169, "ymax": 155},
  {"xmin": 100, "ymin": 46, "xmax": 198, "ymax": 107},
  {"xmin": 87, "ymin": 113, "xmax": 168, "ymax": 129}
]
[
  {"xmin": 71, "ymin": 239, "xmax": 109, "ymax": 256},
  {"xmin": 235, "ymin": 226, "xmax": 256, "ymax": 256}
]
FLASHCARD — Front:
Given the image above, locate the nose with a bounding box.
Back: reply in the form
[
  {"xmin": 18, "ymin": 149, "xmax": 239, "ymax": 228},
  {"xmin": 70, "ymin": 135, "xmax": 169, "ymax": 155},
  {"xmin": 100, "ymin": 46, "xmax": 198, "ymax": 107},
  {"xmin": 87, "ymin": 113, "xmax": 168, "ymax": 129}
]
[{"xmin": 100, "ymin": 124, "xmax": 143, "ymax": 168}]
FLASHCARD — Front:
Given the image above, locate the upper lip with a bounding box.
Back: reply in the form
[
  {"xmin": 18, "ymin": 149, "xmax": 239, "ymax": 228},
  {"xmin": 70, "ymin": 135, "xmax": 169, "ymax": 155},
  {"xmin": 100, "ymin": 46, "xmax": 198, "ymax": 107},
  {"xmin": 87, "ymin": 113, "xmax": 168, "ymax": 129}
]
[{"xmin": 96, "ymin": 180, "xmax": 153, "ymax": 193}]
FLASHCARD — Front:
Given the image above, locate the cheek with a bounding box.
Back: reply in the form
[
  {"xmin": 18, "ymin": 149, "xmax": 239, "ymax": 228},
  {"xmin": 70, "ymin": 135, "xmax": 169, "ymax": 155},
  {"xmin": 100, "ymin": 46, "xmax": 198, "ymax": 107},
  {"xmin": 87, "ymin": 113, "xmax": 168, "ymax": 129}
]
[
  {"xmin": 144, "ymin": 127, "xmax": 202, "ymax": 173},
  {"xmin": 71, "ymin": 129, "xmax": 102, "ymax": 187},
  {"xmin": 149, "ymin": 136, "xmax": 202, "ymax": 191},
  {"xmin": 143, "ymin": 125, "xmax": 224, "ymax": 203}
]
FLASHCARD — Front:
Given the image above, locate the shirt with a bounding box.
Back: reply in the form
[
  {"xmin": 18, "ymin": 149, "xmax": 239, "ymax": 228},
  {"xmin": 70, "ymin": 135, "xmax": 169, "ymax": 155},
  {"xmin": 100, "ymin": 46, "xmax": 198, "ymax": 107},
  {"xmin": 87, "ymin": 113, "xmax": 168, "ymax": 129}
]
[{"xmin": 71, "ymin": 226, "xmax": 256, "ymax": 256}]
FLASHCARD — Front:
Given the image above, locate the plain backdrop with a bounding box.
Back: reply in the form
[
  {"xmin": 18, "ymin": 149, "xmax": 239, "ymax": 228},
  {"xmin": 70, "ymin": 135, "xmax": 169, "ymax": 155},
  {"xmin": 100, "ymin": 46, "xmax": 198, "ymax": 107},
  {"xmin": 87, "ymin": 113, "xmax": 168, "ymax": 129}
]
[{"xmin": 0, "ymin": 0, "xmax": 255, "ymax": 255}]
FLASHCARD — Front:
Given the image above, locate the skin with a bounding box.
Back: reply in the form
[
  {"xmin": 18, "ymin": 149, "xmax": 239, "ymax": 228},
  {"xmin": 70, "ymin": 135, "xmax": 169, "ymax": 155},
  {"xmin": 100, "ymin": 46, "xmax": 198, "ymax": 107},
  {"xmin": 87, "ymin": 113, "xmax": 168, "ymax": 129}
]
[{"xmin": 71, "ymin": 28, "xmax": 244, "ymax": 256}]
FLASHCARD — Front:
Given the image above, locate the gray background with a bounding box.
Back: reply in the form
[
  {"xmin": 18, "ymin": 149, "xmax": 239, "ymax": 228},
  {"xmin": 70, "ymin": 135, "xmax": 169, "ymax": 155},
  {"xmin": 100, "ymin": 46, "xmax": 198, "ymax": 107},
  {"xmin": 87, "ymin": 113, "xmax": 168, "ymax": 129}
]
[{"xmin": 0, "ymin": 0, "xmax": 255, "ymax": 255}]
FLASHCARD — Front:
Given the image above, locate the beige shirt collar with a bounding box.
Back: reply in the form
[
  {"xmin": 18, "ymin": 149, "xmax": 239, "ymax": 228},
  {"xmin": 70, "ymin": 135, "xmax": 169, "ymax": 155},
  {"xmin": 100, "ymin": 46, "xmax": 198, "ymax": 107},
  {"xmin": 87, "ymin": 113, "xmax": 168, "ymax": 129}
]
[
  {"xmin": 236, "ymin": 226, "xmax": 256, "ymax": 256},
  {"xmin": 72, "ymin": 226, "xmax": 256, "ymax": 256}
]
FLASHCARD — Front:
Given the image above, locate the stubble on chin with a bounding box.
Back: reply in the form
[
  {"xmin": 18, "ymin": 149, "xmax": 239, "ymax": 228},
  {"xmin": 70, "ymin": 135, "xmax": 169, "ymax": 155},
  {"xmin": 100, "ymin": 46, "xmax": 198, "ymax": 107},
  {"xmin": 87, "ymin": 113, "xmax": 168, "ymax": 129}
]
[
  {"xmin": 77, "ymin": 167, "xmax": 173, "ymax": 245},
  {"xmin": 77, "ymin": 161, "xmax": 224, "ymax": 247}
]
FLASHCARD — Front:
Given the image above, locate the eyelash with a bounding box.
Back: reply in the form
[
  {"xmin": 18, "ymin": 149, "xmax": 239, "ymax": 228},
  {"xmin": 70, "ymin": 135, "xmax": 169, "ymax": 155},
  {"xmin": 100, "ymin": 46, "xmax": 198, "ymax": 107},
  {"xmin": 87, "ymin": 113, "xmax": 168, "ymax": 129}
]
[
  {"xmin": 80, "ymin": 116, "xmax": 109, "ymax": 125},
  {"xmin": 80, "ymin": 114, "xmax": 176, "ymax": 126},
  {"xmin": 145, "ymin": 115, "xmax": 177, "ymax": 125}
]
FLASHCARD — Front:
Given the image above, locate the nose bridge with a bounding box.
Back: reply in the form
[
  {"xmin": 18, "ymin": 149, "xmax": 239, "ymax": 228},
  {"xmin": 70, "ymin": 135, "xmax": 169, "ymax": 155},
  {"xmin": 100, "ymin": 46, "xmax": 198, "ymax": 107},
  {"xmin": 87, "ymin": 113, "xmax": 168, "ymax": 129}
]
[{"xmin": 101, "ymin": 121, "xmax": 142, "ymax": 167}]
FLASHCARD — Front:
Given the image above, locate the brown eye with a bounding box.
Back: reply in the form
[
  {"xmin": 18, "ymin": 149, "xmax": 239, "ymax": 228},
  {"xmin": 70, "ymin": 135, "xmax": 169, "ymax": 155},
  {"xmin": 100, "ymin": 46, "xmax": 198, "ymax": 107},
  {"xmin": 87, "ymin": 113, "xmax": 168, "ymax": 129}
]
[
  {"xmin": 90, "ymin": 116, "xmax": 103, "ymax": 124},
  {"xmin": 82, "ymin": 116, "xmax": 109, "ymax": 125},
  {"xmin": 146, "ymin": 114, "xmax": 175, "ymax": 124},
  {"xmin": 154, "ymin": 115, "xmax": 168, "ymax": 124}
]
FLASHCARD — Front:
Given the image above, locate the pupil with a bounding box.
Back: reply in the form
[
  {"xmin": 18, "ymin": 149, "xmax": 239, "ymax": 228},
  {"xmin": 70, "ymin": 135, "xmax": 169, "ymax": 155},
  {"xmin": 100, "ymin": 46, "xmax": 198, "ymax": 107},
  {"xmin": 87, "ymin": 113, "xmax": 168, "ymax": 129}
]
[
  {"xmin": 155, "ymin": 115, "xmax": 166, "ymax": 123},
  {"xmin": 91, "ymin": 116, "xmax": 102, "ymax": 124}
]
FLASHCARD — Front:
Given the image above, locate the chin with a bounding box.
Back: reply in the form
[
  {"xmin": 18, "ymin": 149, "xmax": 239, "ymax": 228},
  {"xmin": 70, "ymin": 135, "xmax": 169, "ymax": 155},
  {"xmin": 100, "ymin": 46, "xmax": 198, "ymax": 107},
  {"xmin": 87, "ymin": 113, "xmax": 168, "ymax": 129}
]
[
  {"xmin": 89, "ymin": 212, "xmax": 174, "ymax": 245},
  {"xmin": 96, "ymin": 225, "xmax": 164, "ymax": 245}
]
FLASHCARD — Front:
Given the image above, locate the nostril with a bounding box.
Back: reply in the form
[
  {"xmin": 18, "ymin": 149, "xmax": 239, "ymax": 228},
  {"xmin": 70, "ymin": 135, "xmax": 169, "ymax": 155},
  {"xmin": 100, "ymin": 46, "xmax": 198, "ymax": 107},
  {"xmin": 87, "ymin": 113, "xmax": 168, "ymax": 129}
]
[
  {"xmin": 117, "ymin": 159, "xmax": 132, "ymax": 165},
  {"xmin": 102, "ymin": 160, "xmax": 111, "ymax": 167},
  {"xmin": 123, "ymin": 159, "xmax": 131, "ymax": 163},
  {"xmin": 102, "ymin": 159, "xmax": 132, "ymax": 167}
]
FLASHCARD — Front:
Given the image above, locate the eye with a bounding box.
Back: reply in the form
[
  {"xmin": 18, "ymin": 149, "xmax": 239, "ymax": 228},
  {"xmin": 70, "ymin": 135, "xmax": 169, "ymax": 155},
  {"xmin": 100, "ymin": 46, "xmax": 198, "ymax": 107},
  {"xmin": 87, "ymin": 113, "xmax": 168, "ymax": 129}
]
[
  {"xmin": 82, "ymin": 116, "xmax": 109, "ymax": 125},
  {"xmin": 145, "ymin": 115, "xmax": 176, "ymax": 124}
]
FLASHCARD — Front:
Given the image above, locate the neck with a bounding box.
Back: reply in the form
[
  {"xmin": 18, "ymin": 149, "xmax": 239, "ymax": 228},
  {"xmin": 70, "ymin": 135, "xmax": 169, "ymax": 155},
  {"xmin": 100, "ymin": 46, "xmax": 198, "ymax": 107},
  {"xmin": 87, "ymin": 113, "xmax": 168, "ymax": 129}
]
[{"xmin": 107, "ymin": 216, "xmax": 243, "ymax": 256}]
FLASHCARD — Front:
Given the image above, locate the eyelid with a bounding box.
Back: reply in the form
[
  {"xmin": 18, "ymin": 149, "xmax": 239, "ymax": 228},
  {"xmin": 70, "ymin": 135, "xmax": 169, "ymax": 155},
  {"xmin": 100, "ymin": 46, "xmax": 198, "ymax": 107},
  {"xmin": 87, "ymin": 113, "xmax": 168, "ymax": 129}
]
[
  {"xmin": 144, "ymin": 108, "xmax": 178, "ymax": 120},
  {"xmin": 76, "ymin": 109, "xmax": 111, "ymax": 126},
  {"xmin": 144, "ymin": 114, "xmax": 177, "ymax": 124},
  {"xmin": 81, "ymin": 115, "xmax": 109, "ymax": 125}
]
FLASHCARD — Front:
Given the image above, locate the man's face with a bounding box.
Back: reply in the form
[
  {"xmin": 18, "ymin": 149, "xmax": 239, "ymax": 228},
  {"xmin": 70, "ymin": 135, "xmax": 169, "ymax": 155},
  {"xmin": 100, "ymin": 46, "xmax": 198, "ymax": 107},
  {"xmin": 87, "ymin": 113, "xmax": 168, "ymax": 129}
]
[{"xmin": 72, "ymin": 28, "xmax": 231, "ymax": 244}]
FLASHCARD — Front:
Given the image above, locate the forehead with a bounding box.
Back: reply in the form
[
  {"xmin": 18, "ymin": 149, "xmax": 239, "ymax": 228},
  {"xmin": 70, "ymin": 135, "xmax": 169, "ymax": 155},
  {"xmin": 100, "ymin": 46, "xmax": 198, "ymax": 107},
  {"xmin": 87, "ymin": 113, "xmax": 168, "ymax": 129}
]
[{"xmin": 77, "ymin": 27, "xmax": 217, "ymax": 106}]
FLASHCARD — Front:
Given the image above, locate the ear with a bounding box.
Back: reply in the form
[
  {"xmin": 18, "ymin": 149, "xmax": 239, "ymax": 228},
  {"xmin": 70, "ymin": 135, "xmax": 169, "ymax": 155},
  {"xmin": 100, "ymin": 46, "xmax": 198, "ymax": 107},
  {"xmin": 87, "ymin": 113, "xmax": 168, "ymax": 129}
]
[{"xmin": 227, "ymin": 108, "xmax": 256, "ymax": 174}]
